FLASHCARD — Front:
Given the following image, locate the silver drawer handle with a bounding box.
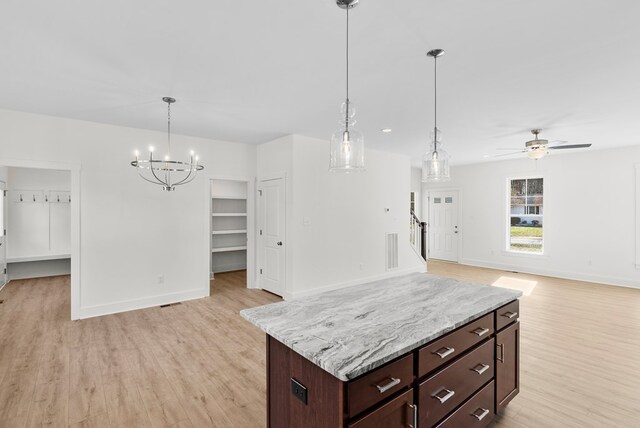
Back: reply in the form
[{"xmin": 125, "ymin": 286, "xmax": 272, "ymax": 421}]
[
  {"xmin": 472, "ymin": 327, "xmax": 490, "ymax": 337},
  {"xmin": 407, "ymin": 403, "xmax": 418, "ymax": 428},
  {"xmin": 432, "ymin": 346, "xmax": 455, "ymax": 359},
  {"xmin": 471, "ymin": 363, "xmax": 490, "ymax": 375},
  {"xmin": 375, "ymin": 377, "xmax": 400, "ymax": 393},
  {"xmin": 433, "ymin": 388, "xmax": 455, "ymax": 404},
  {"xmin": 471, "ymin": 408, "xmax": 490, "ymax": 421},
  {"xmin": 502, "ymin": 311, "xmax": 518, "ymax": 319}
]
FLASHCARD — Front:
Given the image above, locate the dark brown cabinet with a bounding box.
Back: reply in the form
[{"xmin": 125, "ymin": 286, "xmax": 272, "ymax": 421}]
[
  {"xmin": 349, "ymin": 389, "xmax": 415, "ymax": 428},
  {"xmin": 266, "ymin": 300, "xmax": 520, "ymax": 428},
  {"xmin": 495, "ymin": 321, "xmax": 520, "ymax": 412}
]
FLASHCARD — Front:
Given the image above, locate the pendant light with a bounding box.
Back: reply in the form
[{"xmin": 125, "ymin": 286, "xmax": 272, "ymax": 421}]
[
  {"xmin": 329, "ymin": 0, "xmax": 365, "ymax": 172},
  {"xmin": 422, "ymin": 49, "xmax": 450, "ymax": 182},
  {"xmin": 131, "ymin": 97, "xmax": 204, "ymax": 191}
]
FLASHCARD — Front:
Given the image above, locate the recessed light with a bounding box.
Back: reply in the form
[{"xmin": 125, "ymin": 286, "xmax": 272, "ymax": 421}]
[
  {"xmin": 483, "ymin": 154, "xmax": 491, "ymax": 158},
  {"xmin": 381, "ymin": 128, "xmax": 393, "ymax": 133}
]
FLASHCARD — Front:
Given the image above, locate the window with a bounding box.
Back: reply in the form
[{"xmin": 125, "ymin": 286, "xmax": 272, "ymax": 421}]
[{"xmin": 509, "ymin": 178, "xmax": 543, "ymax": 253}]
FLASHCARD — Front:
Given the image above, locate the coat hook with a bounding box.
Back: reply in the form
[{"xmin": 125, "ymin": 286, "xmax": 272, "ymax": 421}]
[
  {"xmin": 33, "ymin": 194, "xmax": 36, "ymax": 202},
  {"xmin": 45, "ymin": 195, "xmax": 48, "ymax": 202},
  {"xmin": 57, "ymin": 195, "xmax": 60, "ymax": 202},
  {"xmin": 20, "ymin": 194, "xmax": 23, "ymax": 202}
]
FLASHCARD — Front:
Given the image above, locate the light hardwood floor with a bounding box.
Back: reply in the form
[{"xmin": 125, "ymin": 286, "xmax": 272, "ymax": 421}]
[
  {"xmin": 0, "ymin": 265, "xmax": 639, "ymax": 427},
  {"xmin": 0, "ymin": 271, "xmax": 279, "ymax": 427}
]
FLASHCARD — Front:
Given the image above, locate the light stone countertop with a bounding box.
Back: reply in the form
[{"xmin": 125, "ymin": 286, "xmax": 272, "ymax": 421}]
[{"xmin": 240, "ymin": 272, "xmax": 522, "ymax": 381}]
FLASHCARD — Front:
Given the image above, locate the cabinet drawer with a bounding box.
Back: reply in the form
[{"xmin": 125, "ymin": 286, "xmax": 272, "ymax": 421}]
[
  {"xmin": 419, "ymin": 339, "xmax": 494, "ymax": 427},
  {"xmin": 349, "ymin": 389, "xmax": 415, "ymax": 428},
  {"xmin": 495, "ymin": 300, "xmax": 519, "ymax": 331},
  {"xmin": 348, "ymin": 354, "xmax": 414, "ymax": 417},
  {"xmin": 435, "ymin": 380, "xmax": 495, "ymax": 428},
  {"xmin": 418, "ymin": 313, "xmax": 494, "ymax": 377}
]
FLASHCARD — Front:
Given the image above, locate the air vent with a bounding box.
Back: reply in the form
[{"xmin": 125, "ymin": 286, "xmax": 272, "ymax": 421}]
[{"xmin": 385, "ymin": 233, "xmax": 399, "ymax": 271}]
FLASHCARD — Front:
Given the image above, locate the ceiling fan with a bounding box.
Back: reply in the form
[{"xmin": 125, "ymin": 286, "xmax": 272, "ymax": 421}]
[{"xmin": 495, "ymin": 129, "xmax": 592, "ymax": 159}]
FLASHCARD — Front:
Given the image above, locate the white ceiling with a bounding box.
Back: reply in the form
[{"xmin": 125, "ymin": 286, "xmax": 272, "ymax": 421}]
[{"xmin": 2, "ymin": 0, "xmax": 640, "ymax": 165}]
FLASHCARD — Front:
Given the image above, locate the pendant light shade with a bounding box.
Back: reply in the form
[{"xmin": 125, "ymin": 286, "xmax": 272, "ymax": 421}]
[
  {"xmin": 422, "ymin": 49, "xmax": 450, "ymax": 183},
  {"xmin": 329, "ymin": 0, "xmax": 365, "ymax": 172},
  {"xmin": 422, "ymin": 128, "xmax": 450, "ymax": 182},
  {"xmin": 330, "ymin": 100, "xmax": 365, "ymax": 171}
]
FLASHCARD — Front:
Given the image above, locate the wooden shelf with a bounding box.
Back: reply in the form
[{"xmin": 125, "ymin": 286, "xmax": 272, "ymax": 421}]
[
  {"xmin": 211, "ymin": 246, "xmax": 247, "ymax": 253},
  {"xmin": 212, "ymin": 213, "xmax": 247, "ymax": 217},
  {"xmin": 212, "ymin": 230, "xmax": 247, "ymax": 235}
]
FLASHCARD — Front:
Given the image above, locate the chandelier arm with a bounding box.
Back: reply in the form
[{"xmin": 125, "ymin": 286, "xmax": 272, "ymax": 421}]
[
  {"xmin": 171, "ymin": 164, "xmax": 195, "ymax": 186},
  {"xmin": 148, "ymin": 153, "xmax": 170, "ymax": 188},
  {"xmin": 137, "ymin": 167, "xmax": 165, "ymax": 186}
]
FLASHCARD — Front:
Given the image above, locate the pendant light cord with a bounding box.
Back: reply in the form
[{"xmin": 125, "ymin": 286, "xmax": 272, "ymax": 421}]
[
  {"xmin": 345, "ymin": 7, "xmax": 350, "ymax": 129},
  {"xmin": 433, "ymin": 54, "xmax": 438, "ymax": 153}
]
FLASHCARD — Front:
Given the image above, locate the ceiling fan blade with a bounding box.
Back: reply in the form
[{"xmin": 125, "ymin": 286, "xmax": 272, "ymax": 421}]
[
  {"xmin": 496, "ymin": 148, "xmax": 524, "ymax": 150},
  {"xmin": 548, "ymin": 144, "xmax": 592, "ymax": 150},
  {"xmin": 493, "ymin": 151, "xmax": 526, "ymax": 157},
  {"xmin": 549, "ymin": 140, "xmax": 569, "ymax": 145}
]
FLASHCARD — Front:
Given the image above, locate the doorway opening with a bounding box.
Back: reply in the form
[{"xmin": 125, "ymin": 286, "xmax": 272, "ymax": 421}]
[
  {"xmin": 210, "ymin": 179, "xmax": 250, "ymax": 294},
  {"xmin": 0, "ymin": 166, "xmax": 72, "ymax": 310}
]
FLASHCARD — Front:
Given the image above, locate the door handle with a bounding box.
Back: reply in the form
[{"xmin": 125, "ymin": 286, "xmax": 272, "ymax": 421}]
[{"xmin": 277, "ymin": 241, "xmax": 283, "ymax": 246}]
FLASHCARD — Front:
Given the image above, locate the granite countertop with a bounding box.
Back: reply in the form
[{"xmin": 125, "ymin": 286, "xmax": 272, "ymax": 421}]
[{"xmin": 240, "ymin": 272, "xmax": 522, "ymax": 381}]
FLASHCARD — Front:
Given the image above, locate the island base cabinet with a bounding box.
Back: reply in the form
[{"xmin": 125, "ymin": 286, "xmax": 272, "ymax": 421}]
[
  {"xmin": 349, "ymin": 390, "xmax": 416, "ymax": 428},
  {"xmin": 267, "ymin": 336, "xmax": 345, "ymax": 428},
  {"xmin": 496, "ymin": 321, "xmax": 520, "ymax": 413},
  {"xmin": 435, "ymin": 381, "xmax": 495, "ymax": 428}
]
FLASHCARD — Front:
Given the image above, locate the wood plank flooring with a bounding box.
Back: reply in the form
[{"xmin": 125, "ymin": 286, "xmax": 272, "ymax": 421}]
[
  {"xmin": 0, "ymin": 271, "xmax": 279, "ymax": 427},
  {"xmin": 0, "ymin": 265, "xmax": 639, "ymax": 427},
  {"xmin": 427, "ymin": 260, "xmax": 640, "ymax": 428}
]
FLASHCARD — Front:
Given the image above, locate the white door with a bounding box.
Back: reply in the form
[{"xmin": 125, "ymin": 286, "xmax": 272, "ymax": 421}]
[
  {"xmin": 0, "ymin": 182, "xmax": 6, "ymax": 287},
  {"xmin": 258, "ymin": 178, "xmax": 285, "ymax": 296},
  {"xmin": 428, "ymin": 191, "xmax": 459, "ymax": 262}
]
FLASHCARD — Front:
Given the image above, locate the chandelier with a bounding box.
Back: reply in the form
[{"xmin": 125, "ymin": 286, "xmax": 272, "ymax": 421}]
[
  {"xmin": 329, "ymin": 0, "xmax": 365, "ymax": 172},
  {"xmin": 131, "ymin": 97, "xmax": 204, "ymax": 191},
  {"xmin": 422, "ymin": 49, "xmax": 450, "ymax": 182}
]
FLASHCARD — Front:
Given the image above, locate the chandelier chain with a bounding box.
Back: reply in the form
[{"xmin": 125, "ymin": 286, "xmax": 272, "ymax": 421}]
[{"xmin": 167, "ymin": 101, "xmax": 171, "ymax": 157}]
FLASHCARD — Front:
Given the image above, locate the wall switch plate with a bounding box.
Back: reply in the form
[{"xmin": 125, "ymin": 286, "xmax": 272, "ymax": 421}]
[{"xmin": 291, "ymin": 378, "xmax": 307, "ymax": 405}]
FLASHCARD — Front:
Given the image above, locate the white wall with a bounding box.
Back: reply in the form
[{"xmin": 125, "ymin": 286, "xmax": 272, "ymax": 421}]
[
  {"xmin": 423, "ymin": 145, "xmax": 640, "ymax": 288},
  {"xmin": 258, "ymin": 135, "xmax": 424, "ymax": 299},
  {"xmin": 0, "ymin": 109, "xmax": 256, "ymax": 318}
]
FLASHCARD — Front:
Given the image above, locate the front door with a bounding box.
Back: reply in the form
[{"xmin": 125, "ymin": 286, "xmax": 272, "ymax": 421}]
[
  {"xmin": 428, "ymin": 190, "xmax": 459, "ymax": 262},
  {"xmin": 0, "ymin": 181, "xmax": 6, "ymax": 288},
  {"xmin": 258, "ymin": 177, "xmax": 285, "ymax": 296}
]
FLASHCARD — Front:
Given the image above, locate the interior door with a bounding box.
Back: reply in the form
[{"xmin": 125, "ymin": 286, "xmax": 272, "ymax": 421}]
[
  {"xmin": 259, "ymin": 178, "xmax": 285, "ymax": 296},
  {"xmin": 428, "ymin": 191, "xmax": 459, "ymax": 262},
  {"xmin": 0, "ymin": 181, "xmax": 6, "ymax": 288}
]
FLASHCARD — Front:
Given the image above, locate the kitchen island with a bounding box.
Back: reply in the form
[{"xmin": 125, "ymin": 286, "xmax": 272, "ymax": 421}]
[{"xmin": 241, "ymin": 272, "xmax": 522, "ymax": 427}]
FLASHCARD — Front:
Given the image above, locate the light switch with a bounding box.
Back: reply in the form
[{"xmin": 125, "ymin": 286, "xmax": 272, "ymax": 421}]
[{"xmin": 303, "ymin": 217, "xmax": 311, "ymax": 226}]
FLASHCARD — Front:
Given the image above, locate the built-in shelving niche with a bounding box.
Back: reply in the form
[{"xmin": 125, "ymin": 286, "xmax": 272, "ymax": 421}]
[{"xmin": 211, "ymin": 179, "xmax": 248, "ymax": 277}]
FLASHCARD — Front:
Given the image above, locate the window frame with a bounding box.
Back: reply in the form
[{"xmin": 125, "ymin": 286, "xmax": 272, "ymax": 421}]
[{"xmin": 505, "ymin": 175, "xmax": 546, "ymax": 256}]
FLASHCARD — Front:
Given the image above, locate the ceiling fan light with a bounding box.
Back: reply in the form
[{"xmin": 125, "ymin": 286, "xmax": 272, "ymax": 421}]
[{"xmin": 527, "ymin": 149, "xmax": 548, "ymax": 160}]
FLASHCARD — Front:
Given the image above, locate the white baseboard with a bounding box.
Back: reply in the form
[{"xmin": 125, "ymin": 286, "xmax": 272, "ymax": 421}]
[
  {"xmin": 285, "ymin": 265, "xmax": 427, "ymax": 300},
  {"xmin": 459, "ymin": 258, "xmax": 640, "ymax": 290},
  {"xmin": 79, "ymin": 287, "xmax": 208, "ymax": 319}
]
